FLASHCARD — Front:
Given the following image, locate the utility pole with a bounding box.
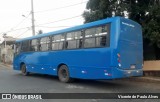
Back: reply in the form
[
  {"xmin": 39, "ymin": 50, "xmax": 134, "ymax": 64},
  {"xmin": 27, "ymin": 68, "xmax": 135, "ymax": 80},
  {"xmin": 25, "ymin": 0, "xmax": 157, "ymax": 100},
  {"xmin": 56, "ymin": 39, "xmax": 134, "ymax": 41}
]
[
  {"xmin": 3, "ymin": 33, "xmax": 7, "ymax": 63},
  {"xmin": 31, "ymin": 0, "xmax": 35, "ymax": 36}
]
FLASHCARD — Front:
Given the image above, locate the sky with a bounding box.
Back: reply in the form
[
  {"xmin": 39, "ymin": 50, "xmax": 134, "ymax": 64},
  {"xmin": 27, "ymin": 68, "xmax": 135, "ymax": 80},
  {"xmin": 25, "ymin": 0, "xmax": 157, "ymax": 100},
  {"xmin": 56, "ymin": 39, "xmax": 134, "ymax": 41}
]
[{"xmin": 0, "ymin": 0, "xmax": 88, "ymax": 43}]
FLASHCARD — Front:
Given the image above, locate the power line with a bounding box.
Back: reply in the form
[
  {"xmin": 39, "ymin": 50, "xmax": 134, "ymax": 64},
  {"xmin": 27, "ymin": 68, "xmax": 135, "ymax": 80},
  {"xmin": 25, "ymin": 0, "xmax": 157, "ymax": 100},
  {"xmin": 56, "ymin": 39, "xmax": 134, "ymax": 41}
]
[
  {"xmin": 14, "ymin": 13, "xmax": 31, "ymax": 29},
  {"xmin": 4, "ymin": 27, "xmax": 31, "ymax": 34},
  {"xmin": 13, "ymin": 15, "xmax": 82, "ymax": 37},
  {"xmin": 36, "ymin": 15, "xmax": 82, "ymax": 26},
  {"xmin": 0, "ymin": 1, "xmax": 87, "ymax": 36},
  {"xmin": 36, "ymin": 25, "xmax": 77, "ymax": 28},
  {"xmin": 0, "ymin": 15, "xmax": 82, "ymax": 37},
  {"xmin": 15, "ymin": 29, "xmax": 31, "ymax": 38},
  {"xmin": 13, "ymin": 25, "xmax": 75, "ymax": 38},
  {"xmin": 35, "ymin": 1, "xmax": 87, "ymax": 13},
  {"xmin": 0, "ymin": 13, "xmax": 31, "ymax": 35}
]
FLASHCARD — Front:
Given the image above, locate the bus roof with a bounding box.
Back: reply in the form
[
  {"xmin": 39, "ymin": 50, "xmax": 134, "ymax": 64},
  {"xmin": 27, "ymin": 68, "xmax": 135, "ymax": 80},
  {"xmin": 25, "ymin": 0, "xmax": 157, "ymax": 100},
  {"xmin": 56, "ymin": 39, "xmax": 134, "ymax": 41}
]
[{"xmin": 16, "ymin": 17, "xmax": 120, "ymax": 42}]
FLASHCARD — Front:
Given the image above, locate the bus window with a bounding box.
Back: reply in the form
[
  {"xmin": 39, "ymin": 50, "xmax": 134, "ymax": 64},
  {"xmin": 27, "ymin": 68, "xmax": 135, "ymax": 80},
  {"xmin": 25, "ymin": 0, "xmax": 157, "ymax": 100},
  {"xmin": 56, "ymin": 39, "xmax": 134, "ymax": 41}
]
[
  {"xmin": 96, "ymin": 36, "xmax": 106, "ymax": 47},
  {"xmin": 21, "ymin": 41, "xmax": 30, "ymax": 52},
  {"xmin": 84, "ymin": 24, "xmax": 110, "ymax": 48},
  {"xmin": 95, "ymin": 26, "xmax": 107, "ymax": 47},
  {"xmin": 78, "ymin": 39, "xmax": 83, "ymax": 48},
  {"xmin": 31, "ymin": 39, "xmax": 38, "ymax": 51},
  {"xmin": 40, "ymin": 37, "xmax": 50, "ymax": 51},
  {"xmin": 84, "ymin": 27, "xmax": 96, "ymax": 48},
  {"xmin": 66, "ymin": 40, "xmax": 77, "ymax": 49},
  {"xmin": 52, "ymin": 34, "xmax": 65, "ymax": 50},
  {"xmin": 66, "ymin": 31, "xmax": 83, "ymax": 49},
  {"xmin": 84, "ymin": 38, "xmax": 96, "ymax": 48},
  {"xmin": 103, "ymin": 24, "xmax": 110, "ymax": 47},
  {"xmin": 15, "ymin": 43, "xmax": 21, "ymax": 55},
  {"xmin": 85, "ymin": 27, "xmax": 95, "ymax": 38},
  {"xmin": 66, "ymin": 32, "xmax": 76, "ymax": 49},
  {"xmin": 75, "ymin": 31, "xmax": 83, "ymax": 48}
]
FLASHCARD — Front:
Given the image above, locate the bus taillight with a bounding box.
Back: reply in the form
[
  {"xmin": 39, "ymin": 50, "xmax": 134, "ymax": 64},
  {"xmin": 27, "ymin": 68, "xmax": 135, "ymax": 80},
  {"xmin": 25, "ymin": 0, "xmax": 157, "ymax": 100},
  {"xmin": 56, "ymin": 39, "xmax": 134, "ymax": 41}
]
[
  {"xmin": 117, "ymin": 53, "xmax": 120, "ymax": 57},
  {"xmin": 117, "ymin": 53, "xmax": 121, "ymax": 67},
  {"xmin": 117, "ymin": 53, "xmax": 121, "ymax": 62}
]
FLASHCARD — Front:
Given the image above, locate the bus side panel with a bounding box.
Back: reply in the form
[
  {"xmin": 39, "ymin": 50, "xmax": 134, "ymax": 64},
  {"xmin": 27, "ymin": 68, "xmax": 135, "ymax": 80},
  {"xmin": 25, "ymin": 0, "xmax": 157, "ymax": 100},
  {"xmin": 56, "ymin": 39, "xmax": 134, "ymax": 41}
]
[
  {"xmin": 14, "ymin": 48, "xmax": 112, "ymax": 79},
  {"xmin": 13, "ymin": 55, "xmax": 21, "ymax": 70},
  {"xmin": 47, "ymin": 48, "xmax": 112, "ymax": 79},
  {"xmin": 110, "ymin": 17, "xmax": 120, "ymax": 68},
  {"xmin": 24, "ymin": 52, "xmax": 57, "ymax": 75}
]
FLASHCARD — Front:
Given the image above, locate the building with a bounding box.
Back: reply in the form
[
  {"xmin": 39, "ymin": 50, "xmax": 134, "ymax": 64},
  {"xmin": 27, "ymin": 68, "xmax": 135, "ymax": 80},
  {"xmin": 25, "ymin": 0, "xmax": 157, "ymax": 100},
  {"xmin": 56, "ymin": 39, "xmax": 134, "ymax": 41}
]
[{"xmin": 0, "ymin": 36, "xmax": 17, "ymax": 64}]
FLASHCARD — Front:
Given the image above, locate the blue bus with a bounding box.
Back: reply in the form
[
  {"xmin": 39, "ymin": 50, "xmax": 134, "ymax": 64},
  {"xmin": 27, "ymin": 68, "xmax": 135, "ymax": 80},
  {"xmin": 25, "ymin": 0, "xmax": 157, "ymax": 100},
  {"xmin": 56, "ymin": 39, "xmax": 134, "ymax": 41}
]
[{"xmin": 13, "ymin": 17, "xmax": 143, "ymax": 82}]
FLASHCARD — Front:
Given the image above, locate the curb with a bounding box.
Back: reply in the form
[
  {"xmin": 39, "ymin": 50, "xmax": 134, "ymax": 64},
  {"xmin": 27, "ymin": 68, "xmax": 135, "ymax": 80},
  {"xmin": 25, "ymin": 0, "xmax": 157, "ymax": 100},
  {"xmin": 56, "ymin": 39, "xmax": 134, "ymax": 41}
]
[
  {"xmin": 0, "ymin": 63, "xmax": 160, "ymax": 83},
  {"xmin": 1, "ymin": 63, "xmax": 12, "ymax": 69},
  {"xmin": 122, "ymin": 77, "xmax": 160, "ymax": 83}
]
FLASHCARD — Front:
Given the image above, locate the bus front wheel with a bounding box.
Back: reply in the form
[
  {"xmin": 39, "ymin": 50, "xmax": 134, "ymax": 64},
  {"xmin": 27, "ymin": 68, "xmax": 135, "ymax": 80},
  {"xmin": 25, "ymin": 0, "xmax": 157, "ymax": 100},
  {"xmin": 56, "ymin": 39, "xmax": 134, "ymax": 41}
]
[
  {"xmin": 58, "ymin": 65, "xmax": 73, "ymax": 83},
  {"xmin": 21, "ymin": 64, "xmax": 29, "ymax": 76}
]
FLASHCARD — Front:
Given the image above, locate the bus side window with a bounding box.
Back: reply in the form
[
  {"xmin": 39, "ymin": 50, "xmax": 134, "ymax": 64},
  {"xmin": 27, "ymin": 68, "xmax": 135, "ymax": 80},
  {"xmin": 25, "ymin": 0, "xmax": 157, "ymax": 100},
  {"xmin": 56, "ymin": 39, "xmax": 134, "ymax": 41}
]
[
  {"xmin": 84, "ymin": 25, "xmax": 110, "ymax": 48},
  {"xmin": 52, "ymin": 34, "xmax": 65, "ymax": 50},
  {"xmin": 84, "ymin": 27, "xmax": 96, "ymax": 48},
  {"xmin": 79, "ymin": 39, "xmax": 83, "ymax": 48},
  {"xmin": 15, "ymin": 43, "xmax": 21, "ymax": 55},
  {"xmin": 21, "ymin": 41, "xmax": 30, "ymax": 52},
  {"xmin": 95, "ymin": 26, "xmax": 106, "ymax": 47},
  {"xmin": 103, "ymin": 24, "xmax": 110, "ymax": 47},
  {"xmin": 31, "ymin": 39, "xmax": 38, "ymax": 51},
  {"xmin": 29, "ymin": 40, "xmax": 34, "ymax": 51},
  {"xmin": 48, "ymin": 36, "xmax": 52, "ymax": 50},
  {"xmin": 66, "ymin": 30, "xmax": 82, "ymax": 49},
  {"xmin": 40, "ymin": 37, "xmax": 50, "ymax": 51},
  {"xmin": 100, "ymin": 36, "xmax": 106, "ymax": 46},
  {"xmin": 65, "ymin": 41, "xmax": 68, "ymax": 49},
  {"xmin": 76, "ymin": 30, "xmax": 83, "ymax": 48},
  {"xmin": 66, "ymin": 32, "xmax": 76, "ymax": 49}
]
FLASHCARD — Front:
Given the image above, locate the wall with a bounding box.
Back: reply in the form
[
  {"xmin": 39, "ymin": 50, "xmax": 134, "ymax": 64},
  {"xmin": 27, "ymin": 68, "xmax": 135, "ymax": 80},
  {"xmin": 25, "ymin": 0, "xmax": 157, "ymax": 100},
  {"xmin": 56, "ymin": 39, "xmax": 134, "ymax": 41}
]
[
  {"xmin": 0, "ymin": 45, "xmax": 14, "ymax": 64},
  {"xmin": 143, "ymin": 60, "xmax": 160, "ymax": 71}
]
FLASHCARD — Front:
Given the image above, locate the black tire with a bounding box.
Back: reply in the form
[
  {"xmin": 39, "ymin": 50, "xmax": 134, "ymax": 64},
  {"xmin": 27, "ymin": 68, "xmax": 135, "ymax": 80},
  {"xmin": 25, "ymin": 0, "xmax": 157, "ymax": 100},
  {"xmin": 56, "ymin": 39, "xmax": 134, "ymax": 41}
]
[
  {"xmin": 58, "ymin": 65, "xmax": 73, "ymax": 83},
  {"xmin": 21, "ymin": 64, "xmax": 29, "ymax": 76}
]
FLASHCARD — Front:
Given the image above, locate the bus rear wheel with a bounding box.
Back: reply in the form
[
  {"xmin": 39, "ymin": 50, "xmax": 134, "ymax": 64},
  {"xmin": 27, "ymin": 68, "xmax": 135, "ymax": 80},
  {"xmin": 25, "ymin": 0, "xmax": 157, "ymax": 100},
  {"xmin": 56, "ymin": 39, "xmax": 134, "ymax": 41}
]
[
  {"xmin": 58, "ymin": 65, "xmax": 73, "ymax": 83},
  {"xmin": 21, "ymin": 64, "xmax": 29, "ymax": 76}
]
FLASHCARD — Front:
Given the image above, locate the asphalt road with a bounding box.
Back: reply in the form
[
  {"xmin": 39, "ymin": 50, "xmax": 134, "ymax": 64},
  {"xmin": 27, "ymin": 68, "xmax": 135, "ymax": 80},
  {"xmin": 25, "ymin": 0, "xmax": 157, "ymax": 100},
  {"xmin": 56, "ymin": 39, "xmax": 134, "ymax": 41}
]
[{"xmin": 0, "ymin": 63, "xmax": 159, "ymax": 102}]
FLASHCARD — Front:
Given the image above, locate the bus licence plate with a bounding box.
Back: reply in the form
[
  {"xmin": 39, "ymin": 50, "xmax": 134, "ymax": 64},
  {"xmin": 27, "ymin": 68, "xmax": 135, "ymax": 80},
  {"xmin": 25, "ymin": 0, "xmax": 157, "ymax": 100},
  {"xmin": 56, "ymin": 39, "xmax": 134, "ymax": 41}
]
[{"xmin": 130, "ymin": 65, "xmax": 135, "ymax": 69}]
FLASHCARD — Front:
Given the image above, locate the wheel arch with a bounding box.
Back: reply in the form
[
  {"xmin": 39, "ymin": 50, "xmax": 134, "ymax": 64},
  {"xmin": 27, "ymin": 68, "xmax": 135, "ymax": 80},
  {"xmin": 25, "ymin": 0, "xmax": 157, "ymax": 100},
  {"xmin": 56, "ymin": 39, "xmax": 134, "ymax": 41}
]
[
  {"xmin": 57, "ymin": 63, "xmax": 74, "ymax": 82},
  {"xmin": 57, "ymin": 63, "xmax": 68, "ymax": 73},
  {"xmin": 20, "ymin": 62, "xmax": 25, "ymax": 70}
]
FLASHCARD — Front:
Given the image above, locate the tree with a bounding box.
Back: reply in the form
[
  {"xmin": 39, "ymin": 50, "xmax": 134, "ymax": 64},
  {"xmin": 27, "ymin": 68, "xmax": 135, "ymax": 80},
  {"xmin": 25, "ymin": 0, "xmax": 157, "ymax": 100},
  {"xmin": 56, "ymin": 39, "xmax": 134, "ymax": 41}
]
[
  {"xmin": 83, "ymin": 0, "xmax": 129, "ymax": 23},
  {"xmin": 83, "ymin": 0, "xmax": 160, "ymax": 60},
  {"xmin": 3, "ymin": 33, "xmax": 7, "ymax": 38},
  {"xmin": 143, "ymin": 3, "xmax": 160, "ymax": 47},
  {"xmin": 37, "ymin": 30, "xmax": 43, "ymax": 35},
  {"xmin": 129, "ymin": 0, "xmax": 160, "ymax": 59}
]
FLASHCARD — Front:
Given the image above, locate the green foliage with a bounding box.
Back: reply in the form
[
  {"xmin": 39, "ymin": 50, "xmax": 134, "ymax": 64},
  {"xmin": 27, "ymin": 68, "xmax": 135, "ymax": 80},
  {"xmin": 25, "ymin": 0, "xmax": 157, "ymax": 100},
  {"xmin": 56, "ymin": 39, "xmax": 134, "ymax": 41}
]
[
  {"xmin": 143, "ymin": 5, "xmax": 160, "ymax": 48},
  {"xmin": 83, "ymin": 0, "xmax": 129, "ymax": 23},
  {"xmin": 37, "ymin": 30, "xmax": 43, "ymax": 35},
  {"xmin": 83, "ymin": 0, "xmax": 160, "ymax": 48}
]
